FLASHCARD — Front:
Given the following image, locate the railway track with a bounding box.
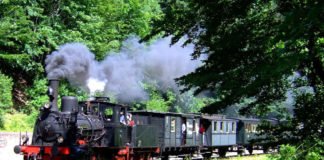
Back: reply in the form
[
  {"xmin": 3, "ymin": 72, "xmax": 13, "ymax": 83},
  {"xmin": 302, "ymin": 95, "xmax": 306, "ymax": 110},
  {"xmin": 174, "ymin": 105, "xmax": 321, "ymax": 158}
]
[{"xmin": 166, "ymin": 149, "xmax": 277, "ymax": 160}]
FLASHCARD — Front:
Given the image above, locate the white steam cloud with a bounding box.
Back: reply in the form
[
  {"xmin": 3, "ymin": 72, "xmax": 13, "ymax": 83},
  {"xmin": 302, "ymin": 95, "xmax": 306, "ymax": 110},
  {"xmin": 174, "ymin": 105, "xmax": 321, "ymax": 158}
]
[{"xmin": 45, "ymin": 37, "xmax": 202, "ymax": 102}]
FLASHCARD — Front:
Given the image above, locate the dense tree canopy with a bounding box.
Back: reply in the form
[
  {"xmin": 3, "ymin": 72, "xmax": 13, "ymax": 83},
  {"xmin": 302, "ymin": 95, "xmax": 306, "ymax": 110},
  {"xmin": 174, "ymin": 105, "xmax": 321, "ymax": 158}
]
[
  {"xmin": 0, "ymin": 0, "xmax": 162, "ymax": 109},
  {"xmin": 0, "ymin": 0, "xmax": 213, "ymax": 131},
  {"xmin": 145, "ymin": 0, "xmax": 323, "ymax": 139}
]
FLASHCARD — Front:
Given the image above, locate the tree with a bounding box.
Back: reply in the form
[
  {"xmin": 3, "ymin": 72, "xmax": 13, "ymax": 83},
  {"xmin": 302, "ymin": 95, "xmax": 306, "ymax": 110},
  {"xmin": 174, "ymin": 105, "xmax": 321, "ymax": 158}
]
[
  {"xmin": 0, "ymin": 0, "xmax": 162, "ymax": 110},
  {"xmin": 145, "ymin": 0, "xmax": 323, "ymax": 139}
]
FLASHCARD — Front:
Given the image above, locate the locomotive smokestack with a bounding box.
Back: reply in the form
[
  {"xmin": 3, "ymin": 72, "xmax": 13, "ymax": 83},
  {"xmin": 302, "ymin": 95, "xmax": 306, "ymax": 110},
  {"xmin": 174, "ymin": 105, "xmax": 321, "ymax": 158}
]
[{"xmin": 48, "ymin": 79, "xmax": 59, "ymax": 111}]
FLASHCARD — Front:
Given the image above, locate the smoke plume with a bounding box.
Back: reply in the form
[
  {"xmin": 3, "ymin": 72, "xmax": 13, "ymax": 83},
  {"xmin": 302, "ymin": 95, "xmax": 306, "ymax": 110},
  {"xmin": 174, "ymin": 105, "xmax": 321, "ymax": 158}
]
[{"xmin": 45, "ymin": 37, "xmax": 202, "ymax": 102}]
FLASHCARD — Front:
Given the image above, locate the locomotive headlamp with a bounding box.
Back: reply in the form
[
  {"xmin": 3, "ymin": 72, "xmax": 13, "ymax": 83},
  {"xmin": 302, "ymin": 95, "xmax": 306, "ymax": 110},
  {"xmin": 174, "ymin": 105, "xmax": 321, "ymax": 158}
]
[
  {"xmin": 44, "ymin": 103, "xmax": 51, "ymax": 109},
  {"xmin": 57, "ymin": 136, "xmax": 64, "ymax": 143}
]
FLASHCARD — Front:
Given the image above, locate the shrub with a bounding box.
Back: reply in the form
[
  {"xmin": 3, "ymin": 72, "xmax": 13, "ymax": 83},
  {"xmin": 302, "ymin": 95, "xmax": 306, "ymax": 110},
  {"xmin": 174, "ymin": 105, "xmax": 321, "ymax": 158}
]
[
  {"xmin": 269, "ymin": 140, "xmax": 324, "ymax": 160},
  {"xmin": 0, "ymin": 73, "xmax": 13, "ymax": 112},
  {"xmin": 25, "ymin": 78, "xmax": 48, "ymax": 113},
  {"xmin": 0, "ymin": 110, "xmax": 4, "ymax": 129},
  {"xmin": 269, "ymin": 144, "xmax": 297, "ymax": 160},
  {"xmin": 0, "ymin": 112, "xmax": 35, "ymax": 132}
]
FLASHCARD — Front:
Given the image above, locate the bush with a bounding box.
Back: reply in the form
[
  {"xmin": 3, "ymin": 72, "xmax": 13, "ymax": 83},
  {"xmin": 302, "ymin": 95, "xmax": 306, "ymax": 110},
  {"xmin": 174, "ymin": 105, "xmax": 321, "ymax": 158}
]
[
  {"xmin": 0, "ymin": 72, "xmax": 13, "ymax": 112},
  {"xmin": 269, "ymin": 140, "xmax": 324, "ymax": 160},
  {"xmin": 0, "ymin": 110, "xmax": 4, "ymax": 129},
  {"xmin": 25, "ymin": 78, "xmax": 48, "ymax": 113},
  {"xmin": 269, "ymin": 144, "xmax": 297, "ymax": 160},
  {"xmin": 0, "ymin": 112, "xmax": 35, "ymax": 132}
]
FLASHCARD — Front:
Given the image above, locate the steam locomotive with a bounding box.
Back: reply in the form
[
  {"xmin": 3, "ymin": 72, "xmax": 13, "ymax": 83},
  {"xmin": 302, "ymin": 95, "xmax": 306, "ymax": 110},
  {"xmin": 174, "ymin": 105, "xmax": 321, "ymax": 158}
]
[{"xmin": 14, "ymin": 79, "xmax": 277, "ymax": 160}]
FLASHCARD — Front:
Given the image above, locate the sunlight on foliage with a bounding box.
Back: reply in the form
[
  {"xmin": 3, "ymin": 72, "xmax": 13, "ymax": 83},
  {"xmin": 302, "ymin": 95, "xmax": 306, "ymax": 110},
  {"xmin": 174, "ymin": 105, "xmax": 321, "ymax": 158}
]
[
  {"xmin": 0, "ymin": 112, "xmax": 36, "ymax": 132},
  {"xmin": 0, "ymin": 72, "xmax": 13, "ymax": 112}
]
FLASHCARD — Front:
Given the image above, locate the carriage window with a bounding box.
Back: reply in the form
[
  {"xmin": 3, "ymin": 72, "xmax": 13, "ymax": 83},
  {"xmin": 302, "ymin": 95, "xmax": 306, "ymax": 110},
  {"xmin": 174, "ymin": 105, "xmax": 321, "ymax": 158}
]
[
  {"xmin": 193, "ymin": 120, "xmax": 196, "ymax": 131},
  {"xmin": 246, "ymin": 123, "xmax": 253, "ymax": 133},
  {"xmin": 171, "ymin": 117, "xmax": 176, "ymax": 132},
  {"xmin": 165, "ymin": 116, "xmax": 169, "ymax": 127},
  {"xmin": 196, "ymin": 120, "xmax": 199, "ymax": 133},
  {"xmin": 187, "ymin": 120, "xmax": 193, "ymax": 135},
  {"xmin": 225, "ymin": 122, "xmax": 228, "ymax": 133},
  {"xmin": 252, "ymin": 124, "xmax": 257, "ymax": 133},
  {"xmin": 220, "ymin": 121, "xmax": 223, "ymax": 132},
  {"xmin": 232, "ymin": 122, "xmax": 236, "ymax": 132},
  {"xmin": 256, "ymin": 125, "xmax": 260, "ymax": 133},
  {"xmin": 213, "ymin": 121, "xmax": 217, "ymax": 132}
]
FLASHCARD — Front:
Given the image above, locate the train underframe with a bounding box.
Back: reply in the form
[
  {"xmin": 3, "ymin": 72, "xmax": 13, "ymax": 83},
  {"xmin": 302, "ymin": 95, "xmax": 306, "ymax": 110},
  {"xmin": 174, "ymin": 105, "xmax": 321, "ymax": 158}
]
[
  {"xmin": 15, "ymin": 143, "xmax": 276, "ymax": 160},
  {"xmin": 15, "ymin": 145, "xmax": 161, "ymax": 160}
]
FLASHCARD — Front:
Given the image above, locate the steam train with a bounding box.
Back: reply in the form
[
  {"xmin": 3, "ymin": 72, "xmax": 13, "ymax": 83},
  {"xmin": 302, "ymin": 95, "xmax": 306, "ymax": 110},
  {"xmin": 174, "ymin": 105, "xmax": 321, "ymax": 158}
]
[{"xmin": 14, "ymin": 79, "xmax": 277, "ymax": 160}]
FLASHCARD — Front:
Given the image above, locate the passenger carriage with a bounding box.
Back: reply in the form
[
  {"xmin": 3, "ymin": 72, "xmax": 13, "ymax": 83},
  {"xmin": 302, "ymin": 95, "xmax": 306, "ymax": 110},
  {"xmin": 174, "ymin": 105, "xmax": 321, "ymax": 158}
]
[
  {"xmin": 199, "ymin": 114, "xmax": 238, "ymax": 157},
  {"xmin": 231, "ymin": 117, "xmax": 277, "ymax": 155}
]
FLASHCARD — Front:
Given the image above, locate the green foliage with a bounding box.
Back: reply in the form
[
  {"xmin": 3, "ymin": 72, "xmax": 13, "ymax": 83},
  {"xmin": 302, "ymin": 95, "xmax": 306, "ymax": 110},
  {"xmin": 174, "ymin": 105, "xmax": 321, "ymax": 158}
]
[
  {"xmin": 145, "ymin": 0, "xmax": 324, "ymax": 113},
  {"xmin": 269, "ymin": 139, "xmax": 324, "ymax": 160},
  {"xmin": 293, "ymin": 86, "xmax": 324, "ymax": 139},
  {"xmin": 0, "ymin": 110, "xmax": 4, "ymax": 129},
  {"xmin": 0, "ymin": 0, "xmax": 162, "ymax": 62},
  {"xmin": 145, "ymin": 0, "xmax": 324, "ymax": 143},
  {"xmin": 0, "ymin": 0, "xmax": 162, "ymax": 116},
  {"xmin": 269, "ymin": 144, "xmax": 297, "ymax": 160},
  {"xmin": 143, "ymin": 84, "xmax": 175, "ymax": 112},
  {"xmin": 133, "ymin": 84, "xmax": 214, "ymax": 113},
  {"xmin": 25, "ymin": 78, "xmax": 90, "ymax": 113},
  {"xmin": 175, "ymin": 90, "xmax": 215, "ymax": 113},
  {"xmin": 0, "ymin": 112, "xmax": 35, "ymax": 131},
  {"xmin": 0, "ymin": 72, "xmax": 13, "ymax": 111},
  {"xmin": 25, "ymin": 78, "xmax": 48, "ymax": 112},
  {"xmin": 57, "ymin": 80, "xmax": 88, "ymax": 102}
]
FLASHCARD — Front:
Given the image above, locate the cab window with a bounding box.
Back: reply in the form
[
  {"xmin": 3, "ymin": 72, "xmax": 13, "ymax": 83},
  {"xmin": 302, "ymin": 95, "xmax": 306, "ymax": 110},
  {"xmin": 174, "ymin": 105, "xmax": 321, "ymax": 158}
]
[
  {"xmin": 171, "ymin": 117, "xmax": 176, "ymax": 132},
  {"xmin": 104, "ymin": 108, "xmax": 113, "ymax": 122}
]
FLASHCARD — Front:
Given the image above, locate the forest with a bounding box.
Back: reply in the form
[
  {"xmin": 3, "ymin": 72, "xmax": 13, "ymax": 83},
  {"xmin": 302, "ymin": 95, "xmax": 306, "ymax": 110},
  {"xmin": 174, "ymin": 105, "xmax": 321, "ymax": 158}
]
[{"xmin": 0, "ymin": 0, "xmax": 323, "ymax": 159}]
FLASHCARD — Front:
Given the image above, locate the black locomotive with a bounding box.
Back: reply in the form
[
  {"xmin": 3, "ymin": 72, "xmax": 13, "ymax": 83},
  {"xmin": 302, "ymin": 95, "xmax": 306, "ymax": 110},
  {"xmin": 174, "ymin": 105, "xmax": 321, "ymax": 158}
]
[{"xmin": 14, "ymin": 79, "xmax": 277, "ymax": 160}]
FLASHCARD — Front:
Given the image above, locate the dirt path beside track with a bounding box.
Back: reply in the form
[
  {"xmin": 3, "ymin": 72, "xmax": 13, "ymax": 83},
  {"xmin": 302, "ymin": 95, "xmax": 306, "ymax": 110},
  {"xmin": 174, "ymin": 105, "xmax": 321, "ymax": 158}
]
[{"xmin": 0, "ymin": 132, "xmax": 32, "ymax": 160}]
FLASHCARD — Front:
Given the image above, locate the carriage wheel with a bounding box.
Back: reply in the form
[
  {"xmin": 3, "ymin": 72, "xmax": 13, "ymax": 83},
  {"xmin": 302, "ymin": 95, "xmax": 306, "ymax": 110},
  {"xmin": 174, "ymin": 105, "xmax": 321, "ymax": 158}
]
[
  {"xmin": 202, "ymin": 152, "xmax": 212, "ymax": 159},
  {"xmin": 263, "ymin": 146, "xmax": 270, "ymax": 154},
  {"xmin": 247, "ymin": 146, "xmax": 253, "ymax": 155},
  {"xmin": 161, "ymin": 154, "xmax": 169, "ymax": 160}
]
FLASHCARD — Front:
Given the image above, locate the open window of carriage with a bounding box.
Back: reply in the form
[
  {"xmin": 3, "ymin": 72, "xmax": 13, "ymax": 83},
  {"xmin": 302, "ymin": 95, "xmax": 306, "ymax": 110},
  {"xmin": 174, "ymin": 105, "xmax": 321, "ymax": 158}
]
[
  {"xmin": 213, "ymin": 121, "xmax": 218, "ymax": 133},
  {"xmin": 171, "ymin": 117, "xmax": 176, "ymax": 132},
  {"xmin": 220, "ymin": 121, "xmax": 224, "ymax": 133},
  {"xmin": 232, "ymin": 121, "xmax": 236, "ymax": 133}
]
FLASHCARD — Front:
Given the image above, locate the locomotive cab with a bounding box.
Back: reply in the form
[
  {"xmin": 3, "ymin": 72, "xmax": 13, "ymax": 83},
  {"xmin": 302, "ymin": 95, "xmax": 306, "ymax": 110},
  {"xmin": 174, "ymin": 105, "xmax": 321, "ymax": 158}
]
[{"xmin": 78, "ymin": 98, "xmax": 133, "ymax": 148}]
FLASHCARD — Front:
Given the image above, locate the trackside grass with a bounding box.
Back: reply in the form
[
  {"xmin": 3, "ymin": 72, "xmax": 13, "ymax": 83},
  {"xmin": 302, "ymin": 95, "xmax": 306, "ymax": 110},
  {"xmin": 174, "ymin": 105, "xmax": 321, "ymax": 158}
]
[{"xmin": 216, "ymin": 154, "xmax": 270, "ymax": 160}]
